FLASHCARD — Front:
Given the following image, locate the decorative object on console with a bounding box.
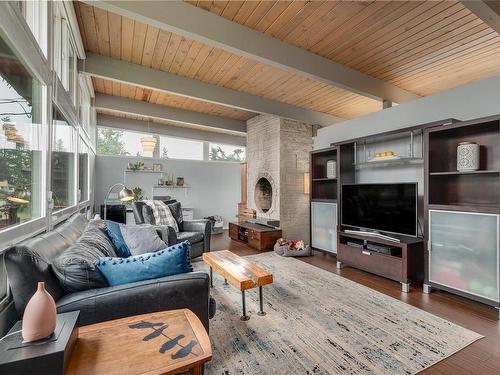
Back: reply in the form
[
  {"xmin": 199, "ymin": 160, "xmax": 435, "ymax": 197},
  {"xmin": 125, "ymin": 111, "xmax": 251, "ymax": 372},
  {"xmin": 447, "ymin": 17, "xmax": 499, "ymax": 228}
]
[
  {"xmin": 22, "ymin": 282, "xmax": 57, "ymax": 342},
  {"xmin": 152, "ymin": 163, "xmax": 162, "ymax": 172},
  {"xmin": 326, "ymin": 160, "xmax": 337, "ymax": 178},
  {"xmin": 457, "ymin": 141, "xmax": 480, "ymax": 171},
  {"xmin": 0, "ymin": 311, "xmax": 79, "ymax": 375},
  {"xmin": 176, "ymin": 177, "xmax": 185, "ymax": 187}
]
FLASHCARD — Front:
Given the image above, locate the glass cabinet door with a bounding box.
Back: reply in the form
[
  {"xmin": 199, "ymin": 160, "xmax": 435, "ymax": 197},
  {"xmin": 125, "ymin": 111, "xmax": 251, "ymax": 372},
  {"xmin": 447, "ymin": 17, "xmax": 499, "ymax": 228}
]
[
  {"xmin": 429, "ymin": 210, "xmax": 499, "ymax": 302},
  {"xmin": 311, "ymin": 202, "xmax": 337, "ymax": 253}
]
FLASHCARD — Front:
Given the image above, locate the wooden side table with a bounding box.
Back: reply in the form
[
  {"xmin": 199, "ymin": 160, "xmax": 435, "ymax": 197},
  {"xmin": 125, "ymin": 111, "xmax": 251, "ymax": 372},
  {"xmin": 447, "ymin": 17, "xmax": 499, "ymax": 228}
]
[{"xmin": 66, "ymin": 309, "xmax": 211, "ymax": 375}]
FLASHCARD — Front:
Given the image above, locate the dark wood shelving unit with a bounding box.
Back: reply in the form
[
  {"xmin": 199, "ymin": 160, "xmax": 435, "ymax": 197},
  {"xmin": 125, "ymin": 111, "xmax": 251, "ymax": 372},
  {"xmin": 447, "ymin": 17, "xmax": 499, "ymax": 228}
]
[
  {"xmin": 310, "ymin": 147, "xmax": 338, "ymax": 202},
  {"xmin": 426, "ymin": 117, "xmax": 500, "ymax": 208},
  {"xmin": 309, "ymin": 147, "xmax": 339, "ymax": 253},
  {"xmin": 429, "ymin": 170, "xmax": 500, "ymax": 176},
  {"xmin": 424, "ymin": 115, "xmax": 500, "ymax": 310}
]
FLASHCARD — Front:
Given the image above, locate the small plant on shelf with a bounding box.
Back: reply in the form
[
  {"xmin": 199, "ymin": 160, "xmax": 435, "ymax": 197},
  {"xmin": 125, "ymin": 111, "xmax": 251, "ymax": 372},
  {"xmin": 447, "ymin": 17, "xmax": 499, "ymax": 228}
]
[{"xmin": 132, "ymin": 187, "xmax": 144, "ymax": 202}]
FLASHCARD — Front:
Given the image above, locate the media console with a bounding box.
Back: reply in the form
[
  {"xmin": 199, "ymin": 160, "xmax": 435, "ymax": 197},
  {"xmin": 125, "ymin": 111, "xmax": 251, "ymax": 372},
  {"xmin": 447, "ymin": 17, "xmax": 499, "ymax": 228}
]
[{"xmin": 337, "ymin": 230, "xmax": 424, "ymax": 292}]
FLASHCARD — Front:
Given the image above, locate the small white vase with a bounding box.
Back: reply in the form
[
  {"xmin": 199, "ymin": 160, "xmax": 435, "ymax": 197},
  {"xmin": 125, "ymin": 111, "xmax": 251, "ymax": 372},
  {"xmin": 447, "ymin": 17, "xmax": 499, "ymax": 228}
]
[
  {"xmin": 457, "ymin": 142, "xmax": 479, "ymax": 171},
  {"xmin": 22, "ymin": 282, "xmax": 57, "ymax": 342}
]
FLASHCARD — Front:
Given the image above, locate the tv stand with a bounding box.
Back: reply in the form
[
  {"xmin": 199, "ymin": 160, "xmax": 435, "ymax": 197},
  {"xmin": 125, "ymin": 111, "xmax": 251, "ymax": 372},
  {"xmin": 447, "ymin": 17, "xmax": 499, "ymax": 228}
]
[
  {"xmin": 337, "ymin": 230, "xmax": 424, "ymax": 292},
  {"xmin": 344, "ymin": 229, "xmax": 401, "ymax": 243}
]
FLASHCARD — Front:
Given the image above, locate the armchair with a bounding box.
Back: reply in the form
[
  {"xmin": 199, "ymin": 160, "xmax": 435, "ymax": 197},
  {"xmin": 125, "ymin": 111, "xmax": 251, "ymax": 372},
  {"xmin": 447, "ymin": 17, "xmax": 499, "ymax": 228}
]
[{"xmin": 132, "ymin": 200, "xmax": 211, "ymax": 258}]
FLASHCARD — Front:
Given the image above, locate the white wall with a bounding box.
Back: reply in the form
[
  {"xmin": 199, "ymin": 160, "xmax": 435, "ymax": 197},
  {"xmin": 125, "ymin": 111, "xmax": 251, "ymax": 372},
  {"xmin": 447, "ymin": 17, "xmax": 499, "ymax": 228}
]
[
  {"xmin": 95, "ymin": 155, "xmax": 240, "ymax": 228},
  {"xmin": 315, "ymin": 76, "xmax": 500, "ymax": 148}
]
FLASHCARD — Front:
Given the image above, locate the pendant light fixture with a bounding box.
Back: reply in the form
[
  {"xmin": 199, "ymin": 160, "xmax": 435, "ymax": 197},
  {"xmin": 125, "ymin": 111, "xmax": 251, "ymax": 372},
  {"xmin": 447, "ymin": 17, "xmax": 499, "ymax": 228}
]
[{"xmin": 140, "ymin": 119, "xmax": 157, "ymax": 153}]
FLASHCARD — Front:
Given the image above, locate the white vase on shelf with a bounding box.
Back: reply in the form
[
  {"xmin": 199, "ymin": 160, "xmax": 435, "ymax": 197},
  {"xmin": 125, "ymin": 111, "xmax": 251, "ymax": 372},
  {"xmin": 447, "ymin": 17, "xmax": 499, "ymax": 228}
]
[{"xmin": 457, "ymin": 142, "xmax": 479, "ymax": 171}]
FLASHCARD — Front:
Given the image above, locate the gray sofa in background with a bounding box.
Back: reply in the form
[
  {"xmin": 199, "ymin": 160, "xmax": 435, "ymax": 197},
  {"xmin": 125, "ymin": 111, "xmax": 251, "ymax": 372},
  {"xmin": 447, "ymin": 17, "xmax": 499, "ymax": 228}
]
[
  {"xmin": 132, "ymin": 200, "xmax": 211, "ymax": 259},
  {"xmin": 4, "ymin": 214, "xmax": 215, "ymax": 330}
]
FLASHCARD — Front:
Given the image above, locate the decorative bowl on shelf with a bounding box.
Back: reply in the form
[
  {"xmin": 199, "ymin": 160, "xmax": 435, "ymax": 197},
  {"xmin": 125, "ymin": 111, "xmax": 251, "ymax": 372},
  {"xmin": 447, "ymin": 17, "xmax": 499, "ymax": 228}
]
[{"xmin": 368, "ymin": 155, "xmax": 401, "ymax": 162}]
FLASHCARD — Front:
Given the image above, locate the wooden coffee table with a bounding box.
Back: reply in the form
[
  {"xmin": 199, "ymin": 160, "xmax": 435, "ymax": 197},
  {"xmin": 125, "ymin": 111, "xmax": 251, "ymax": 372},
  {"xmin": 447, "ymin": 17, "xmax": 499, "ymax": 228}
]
[
  {"xmin": 203, "ymin": 250, "xmax": 273, "ymax": 321},
  {"xmin": 66, "ymin": 309, "xmax": 211, "ymax": 375}
]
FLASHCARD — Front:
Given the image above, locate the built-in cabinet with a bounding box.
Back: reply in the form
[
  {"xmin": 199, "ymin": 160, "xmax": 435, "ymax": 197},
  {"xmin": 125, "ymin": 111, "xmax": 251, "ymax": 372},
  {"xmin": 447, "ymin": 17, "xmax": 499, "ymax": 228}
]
[
  {"xmin": 311, "ymin": 202, "xmax": 337, "ymax": 253},
  {"xmin": 424, "ymin": 115, "xmax": 500, "ymax": 312},
  {"xmin": 428, "ymin": 210, "xmax": 499, "ymax": 304},
  {"xmin": 310, "ymin": 147, "xmax": 338, "ymax": 253}
]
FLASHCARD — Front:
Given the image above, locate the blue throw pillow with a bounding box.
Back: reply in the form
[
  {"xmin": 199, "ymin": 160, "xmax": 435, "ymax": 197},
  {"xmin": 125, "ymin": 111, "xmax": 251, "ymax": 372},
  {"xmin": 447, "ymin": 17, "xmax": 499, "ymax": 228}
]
[
  {"xmin": 95, "ymin": 241, "xmax": 193, "ymax": 287},
  {"xmin": 105, "ymin": 220, "xmax": 131, "ymax": 258}
]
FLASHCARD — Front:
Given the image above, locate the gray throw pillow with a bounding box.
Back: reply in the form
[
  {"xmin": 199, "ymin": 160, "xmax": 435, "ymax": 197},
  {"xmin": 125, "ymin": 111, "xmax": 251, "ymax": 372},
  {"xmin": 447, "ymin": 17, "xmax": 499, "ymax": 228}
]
[
  {"xmin": 119, "ymin": 224, "xmax": 167, "ymax": 256},
  {"xmin": 52, "ymin": 219, "xmax": 117, "ymax": 292}
]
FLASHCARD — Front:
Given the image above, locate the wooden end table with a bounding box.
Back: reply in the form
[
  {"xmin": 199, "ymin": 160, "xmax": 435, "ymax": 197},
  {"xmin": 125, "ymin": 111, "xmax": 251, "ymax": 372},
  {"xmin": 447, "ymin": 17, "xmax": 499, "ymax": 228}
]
[
  {"xmin": 203, "ymin": 250, "xmax": 273, "ymax": 321},
  {"xmin": 66, "ymin": 309, "xmax": 211, "ymax": 375}
]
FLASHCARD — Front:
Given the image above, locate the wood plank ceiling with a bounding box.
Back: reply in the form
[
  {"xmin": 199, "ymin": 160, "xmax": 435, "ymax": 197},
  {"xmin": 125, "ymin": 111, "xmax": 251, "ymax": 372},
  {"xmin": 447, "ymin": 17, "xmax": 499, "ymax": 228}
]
[
  {"xmin": 75, "ymin": 1, "xmax": 500, "ymax": 125},
  {"xmin": 92, "ymin": 77, "xmax": 256, "ymax": 121},
  {"xmin": 188, "ymin": 0, "xmax": 500, "ymax": 97}
]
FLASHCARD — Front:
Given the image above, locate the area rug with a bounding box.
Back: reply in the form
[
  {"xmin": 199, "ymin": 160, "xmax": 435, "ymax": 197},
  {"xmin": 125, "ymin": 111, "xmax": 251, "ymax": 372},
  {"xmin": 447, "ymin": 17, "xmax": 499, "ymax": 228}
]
[{"xmin": 193, "ymin": 252, "xmax": 482, "ymax": 375}]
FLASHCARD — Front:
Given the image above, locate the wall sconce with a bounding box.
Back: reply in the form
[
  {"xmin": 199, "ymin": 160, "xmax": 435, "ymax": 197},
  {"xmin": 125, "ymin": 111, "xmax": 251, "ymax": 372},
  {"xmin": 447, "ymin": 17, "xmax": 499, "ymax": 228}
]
[{"xmin": 304, "ymin": 172, "xmax": 310, "ymax": 194}]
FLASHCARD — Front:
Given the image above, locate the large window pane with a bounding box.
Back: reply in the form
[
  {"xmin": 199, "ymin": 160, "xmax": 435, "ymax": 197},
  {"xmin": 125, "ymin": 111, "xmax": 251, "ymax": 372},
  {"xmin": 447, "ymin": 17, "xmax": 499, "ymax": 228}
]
[
  {"xmin": 209, "ymin": 143, "xmax": 245, "ymax": 162},
  {"xmin": 79, "ymin": 138, "xmax": 89, "ymax": 202},
  {"xmin": 0, "ymin": 34, "xmax": 44, "ymax": 231},
  {"xmin": 160, "ymin": 136, "xmax": 203, "ymax": 160},
  {"xmin": 51, "ymin": 110, "xmax": 76, "ymax": 211},
  {"xmin": 97, "ymin": 127, "xmax": 159, "ymax": 158}
]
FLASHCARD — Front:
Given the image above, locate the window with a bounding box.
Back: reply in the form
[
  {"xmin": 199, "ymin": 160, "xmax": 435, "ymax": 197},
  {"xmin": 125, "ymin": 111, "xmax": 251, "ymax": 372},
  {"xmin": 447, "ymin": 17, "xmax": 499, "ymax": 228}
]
[
  {"xmin": 97, "ymin": 127, "xmax": 159, "ymax": 158},
  {"xmin": 79, "ymin": 78, "xmax": 91, "ymax": 134},
  {"xmin": 21, "ymin": 0, "xmax": 48, "ymax": 57},
  {"xmin": 0, "ymin": 35, "xmax": 45, "ymax": 232},
  {"xmin": 51, "ymin": 110, "xmax": 76, "ymax": 211},
  {"xmin": 79, "ymin": 138, "xmax": 89, "ymax": 203},
  {"xmin": 160, "ymin": 136, "xmax": 204, "ymax": 160},
  {"xmin": 209, "ymin": 143, "xmax": 245, "ymax": 162}
]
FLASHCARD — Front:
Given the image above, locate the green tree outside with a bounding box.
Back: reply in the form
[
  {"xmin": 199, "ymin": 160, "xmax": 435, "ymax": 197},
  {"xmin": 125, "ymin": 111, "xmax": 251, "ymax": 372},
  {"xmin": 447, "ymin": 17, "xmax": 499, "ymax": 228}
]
[{"xmin": 97, "ymin": 128, "xmax": 129, "ymax": 155}]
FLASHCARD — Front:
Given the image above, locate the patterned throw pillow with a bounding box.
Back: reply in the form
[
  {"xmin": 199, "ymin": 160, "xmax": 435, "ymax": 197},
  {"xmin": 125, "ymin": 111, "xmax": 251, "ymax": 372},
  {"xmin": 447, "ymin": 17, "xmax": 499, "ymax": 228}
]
[
  {"xmin": 143, "ymin": 200, "xmax": 179, "ymax": 232},
  {"xmin": 52, "ymin": 219, "xmax": 117, "ymax": 292},
  {"xmin": 95, "ymin": 241, "xmax": 193, "ymax": 287}
]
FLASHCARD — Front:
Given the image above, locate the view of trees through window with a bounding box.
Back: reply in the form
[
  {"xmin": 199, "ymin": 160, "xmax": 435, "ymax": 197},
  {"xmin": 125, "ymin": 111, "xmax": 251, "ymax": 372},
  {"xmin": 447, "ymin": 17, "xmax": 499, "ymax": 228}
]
[
  {"xmin": 209, "ymin": 143, "xmax": 245, "ymax": 162},
  {"xmin": 0, "ymin": 36, "xmax": 43, "ymax": 231},
  {"xmin": 97, "ymin": 127, "xmax": 244, "ymax": 162}
]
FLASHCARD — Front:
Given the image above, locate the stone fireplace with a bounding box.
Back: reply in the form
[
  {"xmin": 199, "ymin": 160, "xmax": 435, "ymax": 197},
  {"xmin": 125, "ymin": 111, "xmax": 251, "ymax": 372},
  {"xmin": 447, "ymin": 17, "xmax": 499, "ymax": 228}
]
[{"xmin": 246, "ymin": 114, "xmax": 312, "ymax": 241}]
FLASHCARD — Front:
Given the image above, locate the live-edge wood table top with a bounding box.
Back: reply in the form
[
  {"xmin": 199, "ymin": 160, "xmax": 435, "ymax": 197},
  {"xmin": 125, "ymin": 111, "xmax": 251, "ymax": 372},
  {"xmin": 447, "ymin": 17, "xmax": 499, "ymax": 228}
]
[
  {"xmin": 66, "ymin": 309, "xmax": 211, "ymax": 375},
  {"xmin": 203, "ymin": 250, "xmax": 273, "ymax": 291}
]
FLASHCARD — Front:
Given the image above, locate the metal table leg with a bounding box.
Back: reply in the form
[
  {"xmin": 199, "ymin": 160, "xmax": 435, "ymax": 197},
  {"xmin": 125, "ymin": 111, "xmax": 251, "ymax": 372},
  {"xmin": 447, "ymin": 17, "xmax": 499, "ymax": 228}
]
[
  {"xmin": 209, "ymin": 267, "xmax": 213, "ymax": 288},
  {"xmin": 224, "ymin": 278, "xmax": 228, "ymax": 285},
  {"xmin": 240, "ymin": 291, "xmax": 250, "ymax": 321},
  {"xmin": 257, "ymin": 286, "xmax": 266, "ymax": 316}
]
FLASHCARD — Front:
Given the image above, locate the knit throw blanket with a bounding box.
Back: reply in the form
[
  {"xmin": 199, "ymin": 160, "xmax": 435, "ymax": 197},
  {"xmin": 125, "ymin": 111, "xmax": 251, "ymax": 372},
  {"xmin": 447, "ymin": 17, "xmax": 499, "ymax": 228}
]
[{"xmin": 143, "ymin": 200, "xmax": 179, "ymax": 232}]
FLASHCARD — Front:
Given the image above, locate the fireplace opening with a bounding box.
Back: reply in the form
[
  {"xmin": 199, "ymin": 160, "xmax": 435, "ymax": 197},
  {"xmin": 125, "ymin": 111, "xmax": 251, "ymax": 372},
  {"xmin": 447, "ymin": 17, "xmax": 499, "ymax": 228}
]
[{"xmin": 254, "ymin": 177, "xmax": 273, "ymax": 213}]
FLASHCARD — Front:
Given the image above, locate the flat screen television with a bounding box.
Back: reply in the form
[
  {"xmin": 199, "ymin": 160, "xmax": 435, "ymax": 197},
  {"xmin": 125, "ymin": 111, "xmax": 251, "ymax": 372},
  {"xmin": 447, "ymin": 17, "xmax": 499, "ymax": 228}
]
[{"xmin": 341, "ymin": 183, "xmax": 418, "ymax": 237}]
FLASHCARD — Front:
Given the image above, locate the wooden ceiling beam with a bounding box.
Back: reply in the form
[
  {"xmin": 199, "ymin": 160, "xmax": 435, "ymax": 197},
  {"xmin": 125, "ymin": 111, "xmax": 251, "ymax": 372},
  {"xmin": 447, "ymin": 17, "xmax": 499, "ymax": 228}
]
[
  {"xmin": 80, "ymin": 53, "xmax": 342, "ymax": 126},
  {"xmin": 94, "ymin": 93, "xmax": 247, "ymax": 134},
  {"xmin": 81, "ymin": 0, "xmax": 420, "ymax": 104},
  {"xmin": 461, "ymin": 1, "xmax": 500, "ymax": 34}
]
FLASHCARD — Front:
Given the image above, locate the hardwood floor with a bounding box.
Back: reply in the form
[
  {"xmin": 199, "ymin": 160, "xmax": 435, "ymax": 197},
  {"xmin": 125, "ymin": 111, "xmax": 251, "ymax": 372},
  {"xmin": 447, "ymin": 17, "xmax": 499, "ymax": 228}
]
[{"xmin": 210, "ymin": 231, "xmax": 500, "ymax": 375}]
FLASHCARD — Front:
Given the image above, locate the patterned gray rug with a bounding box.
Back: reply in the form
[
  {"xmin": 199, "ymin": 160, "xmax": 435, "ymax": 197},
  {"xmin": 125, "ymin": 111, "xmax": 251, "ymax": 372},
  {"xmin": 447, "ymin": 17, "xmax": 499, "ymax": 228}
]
[{"xmin": 194, "ymin": 253, "xmax": 482, "ymax": 375}]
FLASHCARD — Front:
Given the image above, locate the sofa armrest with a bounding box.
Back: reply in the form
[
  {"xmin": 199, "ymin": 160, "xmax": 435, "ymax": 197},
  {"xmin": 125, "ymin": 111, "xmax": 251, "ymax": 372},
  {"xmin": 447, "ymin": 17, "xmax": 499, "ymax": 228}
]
[
  {"xmin": 56, "ymin": 272, "xmax": 213, "ymax": 331},
  {"xmin": 154, "ymin": 225, "xmax": 178, "ymax": 246},
  {"xmin": 183, "ymin": 219, "xmax": 211, "ymax": 252}
]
